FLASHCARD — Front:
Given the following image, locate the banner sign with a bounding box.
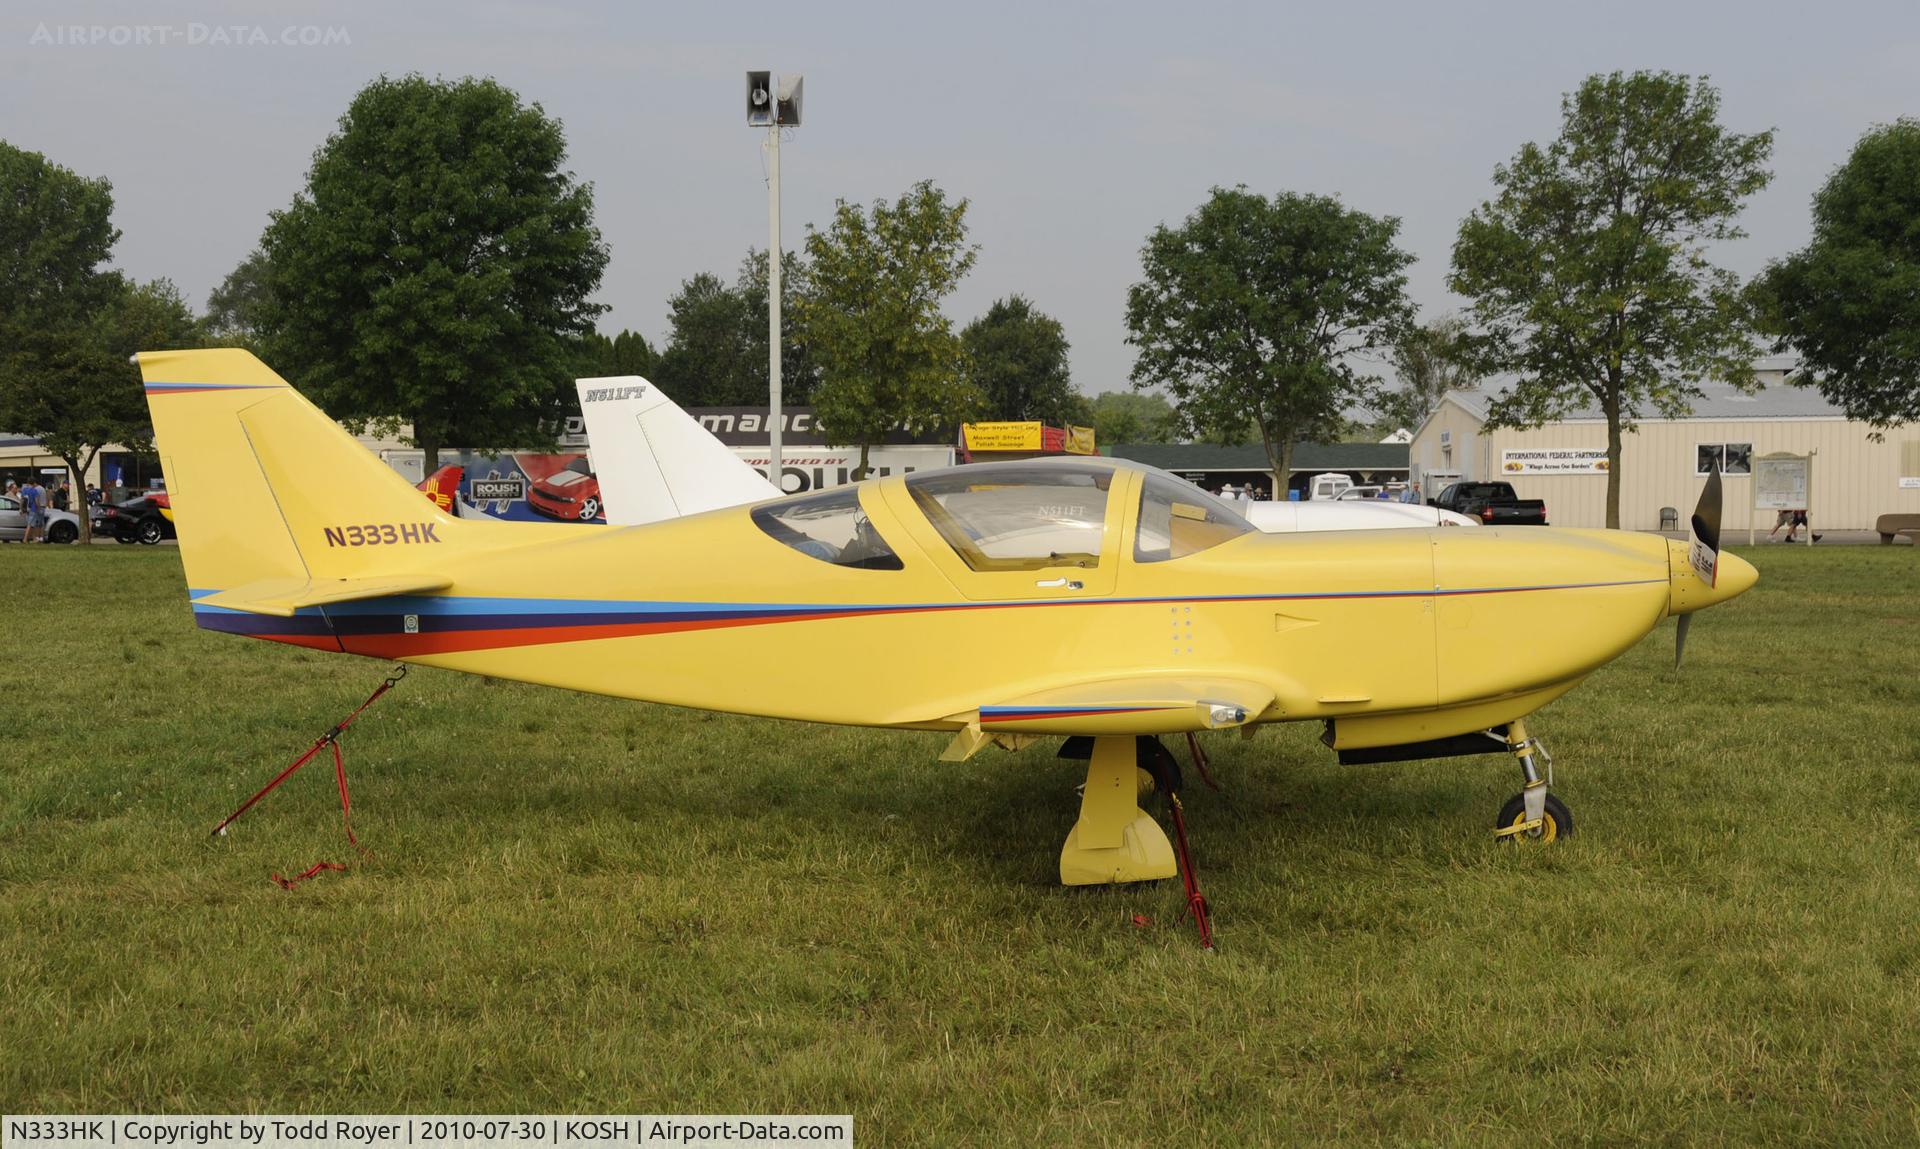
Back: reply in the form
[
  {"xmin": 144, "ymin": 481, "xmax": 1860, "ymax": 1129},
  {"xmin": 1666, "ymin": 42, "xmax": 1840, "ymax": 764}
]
[
  {"xmin": 1065, "ymin": 425, "xmax": 1097, "ymax": 455},
  {"xmin": 962, "ymin": 422, "xmax": 1044, "ymax": 451},
  {"xmin": 380, "ymin": 452, "xmax": 604, "ymax": 524},
  {"xmin": 734, "ymin": 445, "xmax": 953, "ymax": 494},
  {"xmin": 1501, "ymin": 448, "xmax": 1608, "ymax": 475},
  {"xmin": 684, "ymin": 406, "xmax": 945, "ymax": 447},
  {"xmin": 1753, "ymin": 454, "xmax": 1810, "ymax": 510}
]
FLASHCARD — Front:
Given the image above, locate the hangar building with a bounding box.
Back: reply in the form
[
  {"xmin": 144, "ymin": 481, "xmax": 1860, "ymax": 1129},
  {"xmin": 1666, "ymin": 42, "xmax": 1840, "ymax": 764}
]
[{"xmin": 1409, "ymin": 358, "xmax": 1920, "ymax": 532}]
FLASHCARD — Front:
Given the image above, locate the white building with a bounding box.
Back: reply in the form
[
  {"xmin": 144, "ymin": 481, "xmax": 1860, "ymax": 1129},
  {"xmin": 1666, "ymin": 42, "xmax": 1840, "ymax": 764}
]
[{"xmin": 1409, "ymin": 359, "xmax": 1920, "ymax": 531}]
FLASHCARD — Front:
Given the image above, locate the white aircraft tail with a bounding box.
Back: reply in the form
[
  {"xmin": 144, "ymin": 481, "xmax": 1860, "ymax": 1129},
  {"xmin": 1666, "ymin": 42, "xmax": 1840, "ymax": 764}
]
[{"xmin": 574, "ymin": 376, "xmax": 781, "ymax": 526}]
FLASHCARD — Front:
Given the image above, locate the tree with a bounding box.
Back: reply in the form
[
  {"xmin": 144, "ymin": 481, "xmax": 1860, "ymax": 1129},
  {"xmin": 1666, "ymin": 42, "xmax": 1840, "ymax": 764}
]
[
  {"xmin": 1754, "ymin": 118, "xmax": 1920, "ymax": 430},
  {"xmin": 257, "ymin": 74, "xmax": 609, "ymax": 468},
  {"xmin": 963, "ymin": 295, "xmax": 1080, "ymax": 423},
  {"xmin": 1450, "ymin": 71, "xmax": 1774, "ymax": 527},
  {"xmin": 0, "ymin": 140, "xmax": 134, "ymax": 542},
  {"xmin": 202, "ymin": 249, "xmax": 270, "ymax": 351},
  {"xmin": 655, "ymin": 251, "xmax": 817, "ymax": 407},
  {"xmin": 800, "ymin": 180, "xmax": 982, "ymax": 477},
  {"xmin": 654, "ymin": 271, "xmax": 753, "ymax": 405},
  {"xmin": 4, "ymin": 279, "xmax": 201, "ymax": 541},
  {"xmin": 1125, "ymin": 186, "xmax": 1415, "ymax": 488},
  {"xmin": 738, "ymin": 248, "xmax": 820, "ymax": 407},
  {"xmin": 1373, "ymin": 314, "xmax": 1477, "ymax": 434},
  {"xmin": 576, "ymin": 328, "xmax": 656, "ymax": 380},
  {"xmin": 1088, "ymin": 391, "xmax": 1179, "ymax": 444}
]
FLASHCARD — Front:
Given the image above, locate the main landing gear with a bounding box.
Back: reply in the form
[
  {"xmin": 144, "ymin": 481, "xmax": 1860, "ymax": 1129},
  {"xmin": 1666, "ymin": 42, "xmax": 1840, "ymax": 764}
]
[
  {"xmin": 1058, "ymin": 735, "xmax": 1179, "ymax": 885},
  {"xmin": 1057, "ymin": 734, "xmax": 1214, "ymax": 948},
  {"xmin": 1492, "ymin": 717, "xmax": 1573, "ymax": 842}
]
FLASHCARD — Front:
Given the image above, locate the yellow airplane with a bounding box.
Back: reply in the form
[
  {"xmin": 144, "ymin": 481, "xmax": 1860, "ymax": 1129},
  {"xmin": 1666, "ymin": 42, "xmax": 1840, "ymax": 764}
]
[{"xmin": 139, "ymin": 349, "xmax": 1754, "ymax": 889}]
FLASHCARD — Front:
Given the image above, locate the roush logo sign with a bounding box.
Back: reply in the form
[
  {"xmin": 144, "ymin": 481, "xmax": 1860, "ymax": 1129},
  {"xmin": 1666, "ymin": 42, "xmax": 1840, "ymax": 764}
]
[{"xmin": 470, "ymin": 478, "xmax": 526, "ymax": 501}]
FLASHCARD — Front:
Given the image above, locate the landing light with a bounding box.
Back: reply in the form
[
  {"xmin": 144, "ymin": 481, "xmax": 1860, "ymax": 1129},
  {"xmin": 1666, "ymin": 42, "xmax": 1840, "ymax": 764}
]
[{"xmin": 1208, "ymin": 703, "xmax": 1247, "ymax": 727}]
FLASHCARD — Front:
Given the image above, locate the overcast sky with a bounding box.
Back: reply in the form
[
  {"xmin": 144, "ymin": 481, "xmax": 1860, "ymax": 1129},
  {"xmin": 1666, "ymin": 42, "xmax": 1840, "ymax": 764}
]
[{"xmin": 4, "ymin": 0, "xmax": 1915, "ymax": 397}]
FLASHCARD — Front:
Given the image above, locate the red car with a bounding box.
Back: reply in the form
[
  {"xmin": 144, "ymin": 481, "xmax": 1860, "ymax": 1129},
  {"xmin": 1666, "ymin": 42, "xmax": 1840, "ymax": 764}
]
[{"xmin": 526, "ymin": 457, "xmax": 603, "ymax": 521}]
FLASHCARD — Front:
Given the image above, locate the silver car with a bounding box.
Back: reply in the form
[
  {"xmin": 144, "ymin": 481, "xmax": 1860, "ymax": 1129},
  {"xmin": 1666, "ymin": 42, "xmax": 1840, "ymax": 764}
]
[{"xmin": 0, "ymin": 494, "xmax": 82, "ymax": 543}]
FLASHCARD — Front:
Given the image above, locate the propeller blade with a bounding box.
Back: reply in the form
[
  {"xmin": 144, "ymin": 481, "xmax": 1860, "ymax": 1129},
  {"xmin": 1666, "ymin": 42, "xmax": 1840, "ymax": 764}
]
[
  {"xmin": 1675, "ymin": 612, "xmax": 1691, "ymax": 669},
  {"xmin": 1687, "ymin": 462, "xmax": 1723, "ymax": 589},
  {"xmin": 1691, "ymin": 463, "xmax": 1722, "ymax": 555}
]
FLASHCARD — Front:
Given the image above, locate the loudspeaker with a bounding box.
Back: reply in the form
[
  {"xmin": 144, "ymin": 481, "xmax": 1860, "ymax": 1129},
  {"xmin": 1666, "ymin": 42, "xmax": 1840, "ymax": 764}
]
[
  {"xmin": 776, "ymin": 75, "xmax": 803, "ymax": 126},
  {"xmin": 746, "ymin": 71, "xmax": 773, "ymax": 126}
]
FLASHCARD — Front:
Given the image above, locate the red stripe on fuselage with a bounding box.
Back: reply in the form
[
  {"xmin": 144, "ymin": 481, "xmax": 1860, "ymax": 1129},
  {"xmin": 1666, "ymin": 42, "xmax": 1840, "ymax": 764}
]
[{"xmin": 331, "ymin": 608, "xmax": 891, "ymax": 658}]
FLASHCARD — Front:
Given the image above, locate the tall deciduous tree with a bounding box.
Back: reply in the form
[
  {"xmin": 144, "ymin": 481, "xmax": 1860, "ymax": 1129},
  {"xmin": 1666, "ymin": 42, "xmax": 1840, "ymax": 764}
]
[
  {"xmin": 1088, "ymin": 391, "xmax": 1179, "ymax": 444},
  {"xmin": 0, "ymin": 141, "xmax": 171, "ymax": 541},
  {"xmin": 739, "ymin": 248, "xmax": 820, "ymax": 407},
  {"xmin": 1126, "ymin": 186, "xmax": 1415, "ymax": 488},
  {"xmin": 1450, "ymin": 71, "xmax": 1774, "ymax": 526},
  {"xmin": 1374, "ymin": 314, "xmax": 1477, "ymax": 435},
  {"xmin": 654, "ymin": 250, "xmax": 815, "ymax": 406},
  {"xmin": 962, "ymin": 295, "xmax": 1081, "ymax": 424},
  {"xmin": 258, "ymin": 75, "xmax": 609, "ymax": 468},
  {"xmin": 577, "ymin": 328, "xmax": 656, "ymax": 380},
  {"xmin": 1755, "ymin": 118, "xmax": 1920, "ymax": 430},
  {"xmin": 203, "ymin": 248, "xmax": 270, "ymax": 351},
  {"xmin": 801, "ymin": 180, "xmax": 982, "ymax": 477},
  {"xmin": 655, "ymin": 271, "xmax": 752, "ymax": 405},
  {"xmin": 4, "ymin": 279, "xmax": 200, "ymax": 541}
]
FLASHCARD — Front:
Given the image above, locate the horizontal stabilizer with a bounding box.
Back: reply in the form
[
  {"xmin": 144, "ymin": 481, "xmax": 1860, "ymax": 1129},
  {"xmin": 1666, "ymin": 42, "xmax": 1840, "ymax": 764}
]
[
  {"xmin": 970, "ymin": 675, "xmax": 1274, "ymax": 736},
  {"xmin": 195, "ymin": 573, "xmax": 453, "ymax": 618}
]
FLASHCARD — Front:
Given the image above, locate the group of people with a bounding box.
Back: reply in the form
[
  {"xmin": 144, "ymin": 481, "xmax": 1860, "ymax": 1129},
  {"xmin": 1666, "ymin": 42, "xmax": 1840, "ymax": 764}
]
[{"xmin": 4, "ymin": 476, "xmax": 55, "ymax": 542}]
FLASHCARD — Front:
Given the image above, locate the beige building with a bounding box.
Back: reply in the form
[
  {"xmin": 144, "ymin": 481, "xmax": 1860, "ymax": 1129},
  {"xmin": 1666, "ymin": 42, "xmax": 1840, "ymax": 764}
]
[{"xmin": 1409, "ymin": 359, "xmax": 1920, "ymax": 532}]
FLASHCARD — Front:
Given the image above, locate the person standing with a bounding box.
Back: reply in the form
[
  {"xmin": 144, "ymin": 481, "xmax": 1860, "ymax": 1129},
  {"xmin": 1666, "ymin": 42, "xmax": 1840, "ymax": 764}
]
[{"xmin": 20, "ymin": 477, "xmax": 46, "ymax": 543}]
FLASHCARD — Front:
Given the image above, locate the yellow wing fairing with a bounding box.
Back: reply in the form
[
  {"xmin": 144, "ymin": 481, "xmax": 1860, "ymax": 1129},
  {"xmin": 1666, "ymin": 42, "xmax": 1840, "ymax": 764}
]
[{"xmin": 971, "ymin": 676, "xmax": 1275, "ymax": 736}]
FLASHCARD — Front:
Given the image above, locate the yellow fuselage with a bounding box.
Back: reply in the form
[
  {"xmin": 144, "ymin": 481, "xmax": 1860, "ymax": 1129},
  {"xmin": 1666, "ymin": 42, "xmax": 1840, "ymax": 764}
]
[{"xmin": 200, "ymin": 468, "xmax": 1750, "ymax": 748}]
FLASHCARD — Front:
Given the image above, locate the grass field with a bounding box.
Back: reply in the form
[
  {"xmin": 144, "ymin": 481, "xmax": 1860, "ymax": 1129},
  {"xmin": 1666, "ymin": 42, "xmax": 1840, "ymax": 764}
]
[{"xmin": 3, "ymin": 542, "xmax": 1918, "ymax": 1144}]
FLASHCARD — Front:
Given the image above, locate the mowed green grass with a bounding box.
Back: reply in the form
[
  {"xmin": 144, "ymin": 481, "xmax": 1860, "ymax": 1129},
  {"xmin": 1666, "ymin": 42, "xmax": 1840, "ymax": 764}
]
[{"xmin": 3, "ymin": 543, "xmax": 1918, "ymax": 1145}]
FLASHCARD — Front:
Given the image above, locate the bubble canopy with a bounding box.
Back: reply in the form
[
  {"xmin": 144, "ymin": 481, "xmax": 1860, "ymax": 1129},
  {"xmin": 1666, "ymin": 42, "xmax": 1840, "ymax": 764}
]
[{"xmin": 750, "ymin": 458, "xmax": 1256, "ymax": 572}]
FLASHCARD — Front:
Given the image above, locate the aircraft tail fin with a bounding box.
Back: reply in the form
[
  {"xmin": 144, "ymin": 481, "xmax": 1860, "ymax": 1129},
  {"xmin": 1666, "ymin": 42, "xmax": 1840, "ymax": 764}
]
[
  {"xmin": 136, "ymin": 349, "xmax": 465, "ymax": 597},
  {"xmin": 575, "ymin": 375, "xmax": 780, "ymax": 526},
  {"xmin": 418, "ymin": 463, "xmax": 464, "ymax": 515}
]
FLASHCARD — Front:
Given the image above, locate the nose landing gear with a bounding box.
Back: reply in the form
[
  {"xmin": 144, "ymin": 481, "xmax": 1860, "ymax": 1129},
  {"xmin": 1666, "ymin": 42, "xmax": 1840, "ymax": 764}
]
[{"xmin": 1493, "ymin": 718, "xmax": 1573, "ymax": 841}]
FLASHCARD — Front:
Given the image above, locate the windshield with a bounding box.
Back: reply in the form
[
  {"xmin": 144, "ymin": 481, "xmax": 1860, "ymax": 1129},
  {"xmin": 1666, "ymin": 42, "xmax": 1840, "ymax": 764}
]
[
  {"xmin": 1135, "ymin": 472, "xmax": 1255, "ymax": 562},
  {"xmin": 906, "ymin": 462, "xmax": 1113, "ymax": 571},
  {"xmin": 751, "ymin": 487, "xmax": 903, "ymax": 570}
]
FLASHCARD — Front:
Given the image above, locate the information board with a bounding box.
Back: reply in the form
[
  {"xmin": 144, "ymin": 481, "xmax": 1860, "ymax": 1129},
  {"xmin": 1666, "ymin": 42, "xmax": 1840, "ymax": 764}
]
[{"xmin": 1753, "ymin": 454, "xmax": 1809, "ymax": 511}]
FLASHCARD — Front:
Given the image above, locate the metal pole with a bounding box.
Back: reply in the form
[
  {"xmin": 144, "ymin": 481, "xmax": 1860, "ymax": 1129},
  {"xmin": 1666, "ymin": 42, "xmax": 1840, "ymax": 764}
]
[{"xmin": 767, "ymin": 122, "xmax": 783, "ymax": 494}]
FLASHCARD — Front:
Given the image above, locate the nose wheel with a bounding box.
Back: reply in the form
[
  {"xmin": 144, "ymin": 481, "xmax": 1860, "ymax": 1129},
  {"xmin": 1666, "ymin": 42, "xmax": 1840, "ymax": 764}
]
[
  {"xmin": 1496, "ymin": 790, "xmax": 1573, "ymax": 841},
  {"xmin": 1491, "ymin": 718, "xmax": 1573, "ymax": 842}
]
